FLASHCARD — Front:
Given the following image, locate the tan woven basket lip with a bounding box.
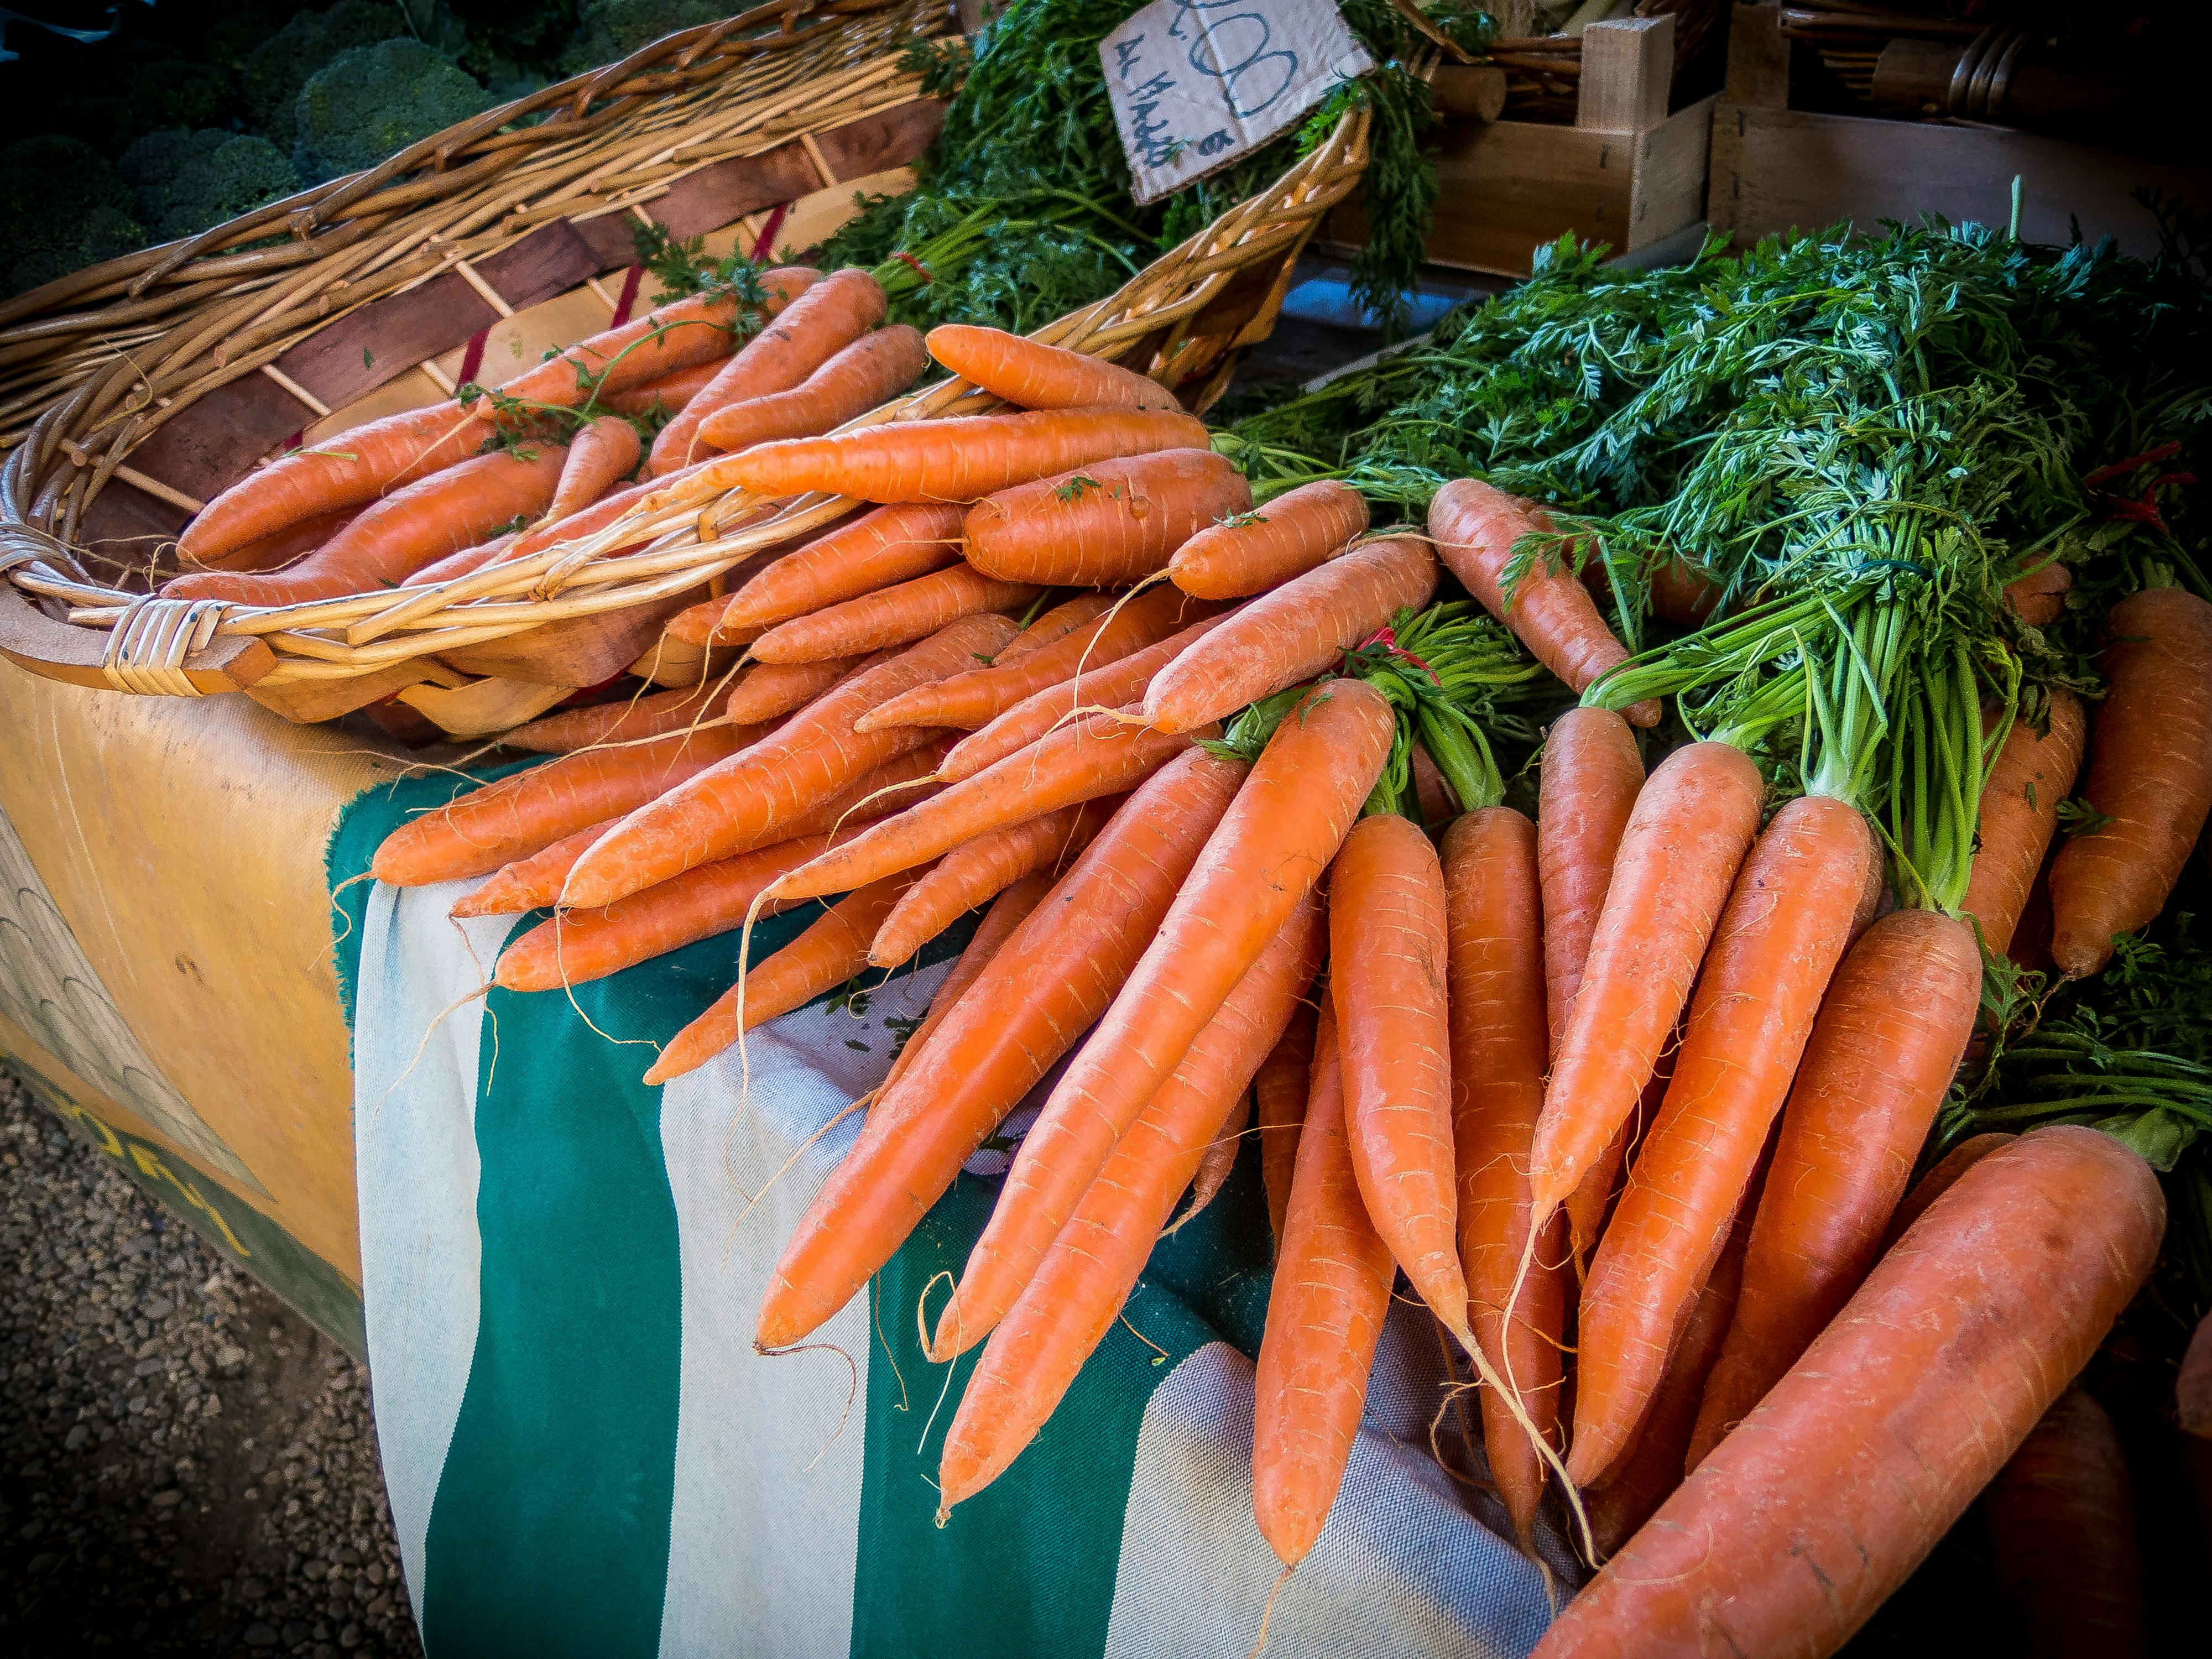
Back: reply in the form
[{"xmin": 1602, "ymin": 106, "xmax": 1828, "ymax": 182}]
[{"xmin": 0, "ymin": 8, "xmax": 1370, "ymax": 698}]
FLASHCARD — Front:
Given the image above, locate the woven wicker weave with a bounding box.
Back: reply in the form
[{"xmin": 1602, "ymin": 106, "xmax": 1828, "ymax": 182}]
[{"xmin": 0, "ymin": 0, "xmax": 1368, "ymax": 711}]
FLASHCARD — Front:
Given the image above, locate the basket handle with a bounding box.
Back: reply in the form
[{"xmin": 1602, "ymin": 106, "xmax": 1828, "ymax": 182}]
[{"xmin": 0, "ymin": 572, "xmax": 274, "ymax": 695}]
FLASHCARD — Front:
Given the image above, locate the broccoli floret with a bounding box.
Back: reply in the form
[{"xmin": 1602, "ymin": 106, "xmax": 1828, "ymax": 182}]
[
  {"xmin": 560, "ymin": 1, "xmax": 731, "ymax": 74},
  {"xmin": 116, "ymin": 131, "xmax": 303, "ymax": 244},
  {"xmin": 293, "ymin": 37, "xmax": 495, "ymax": 185},
  {"xmin": 0, "ymin": 137, "xmax": 147, "ymax": 296},
  {"xmin": 244, "ymin": 3, "xmax": 413, "ymax": 150}
]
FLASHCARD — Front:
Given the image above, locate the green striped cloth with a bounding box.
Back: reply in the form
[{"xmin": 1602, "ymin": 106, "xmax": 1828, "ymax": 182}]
[{"xmin": 331, "ymin": 769, "xmax": 1558, "ymax": 1657}]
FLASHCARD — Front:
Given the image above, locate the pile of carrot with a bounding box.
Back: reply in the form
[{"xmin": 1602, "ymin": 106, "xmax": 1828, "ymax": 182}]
[{"xmin": 353, "ymin": 300, "xmax": 2210, "ymax": 1657}]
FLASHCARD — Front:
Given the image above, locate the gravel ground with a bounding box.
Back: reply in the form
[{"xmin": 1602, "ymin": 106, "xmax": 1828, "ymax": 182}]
[{"xmin": 0, "ymin": 1066, "xmax": 421, "ymax": 1656}]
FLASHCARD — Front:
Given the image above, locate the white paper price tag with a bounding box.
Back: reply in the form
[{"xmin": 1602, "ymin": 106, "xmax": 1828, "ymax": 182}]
[{"xmin": 1100, "ymin": 0, "xmax": 1376, "ymax": 206}]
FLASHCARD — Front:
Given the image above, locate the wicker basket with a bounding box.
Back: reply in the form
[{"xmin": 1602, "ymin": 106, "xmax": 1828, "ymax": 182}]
[{"xmin": 0, "ymin": 0, "xmax": 1368, "ymax": 726}]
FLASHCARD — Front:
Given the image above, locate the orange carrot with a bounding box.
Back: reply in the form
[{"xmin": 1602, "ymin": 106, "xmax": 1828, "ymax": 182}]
[
  {"xmin": 645, "ymin": 868, "xmax": 923, "ymax": 1083},
  {"xmin": 961, "ymin": 448, "xmax": 1250, "ymax": 586},
  {"xmin": 925, "ymin": 324, "xmax": 1180, "ymax": 411},
  {"xmin": 1963, "ymin": 690, "xmax": 2086, "ymax": 954},
  {"xmin": 401, "ymin": 529, "xmax": 518, "ymax": 586},
  {"xmin": 649, "ymin": 268, "xmax": 886, "ymax": 474},
  {"xmin": 166, "ymin": 444, "xmax": 568, "ymax": 605},
  {"xmin": 178, "ymin": 403, "xmax": 496, "ymax": 565},
  {"xmin": 1646, "ymin": 554, "xmax": 1721, "ymax": 627},
  {"xmin": 1685, "ymin": 907, "xmax": 1981, "ymax": 1471},
  {"xmin": 719, "ymin": 656, "xmax": 860, "ymax": 726},
  {"xmin": 857, "ymin": 585, "xmax": 1211, "ymax": 732},
  {"xmin": 491, "ymin": 267, "xmax": 820, "ymax": 409},
  {"xmin": 692, "ymin": 323, "xmax": 927, "ymax": 458},
  {"xmin": 1568, "ymin": 1060, "xmax": 1668, "ymax": 1284},
  {"xmin": 1568, "ymin": 794, "xmax": 1873, "ymax": 1486},
  {"xmin": 1442, "ymin": 806, "xmax": 1566, "ymax": 1547},
  {"xmin": 2006, "ymin": 561, "xmax": 2073, "ymax": 628},
  {"xmin": 371, "ymin": 724, "xmax": 749, "ymax": 887},
  {"xmin": 1167, "ymin": 478, "xmax": 1369, "ymax": 600},
  {"xmin": 935, "ymin": 896, "xmax": 1325, "ymax": 1515},
  {"xmin": 1251, "ymin": 1001, "xmax": 1396, "ymax": 1567},
  {"xmin": 879, "ymin": 868, "xmax": 1054, "ymax": 1095},
  {"xmin": 1527, "ymin": 742, "xmax": 1765, "ymax": 1217},
  {"xmin": 926, "ymin": 679, "xmax": 1394, "ymax": 1358},
  {"xmin": 1331, "ymin": 812, "xmax": 1467, "ymax": 1338},
  {"xmin": 703, "ymin": 405, "xmax": 1210, "ymax": 503},
  {"xmin": 698, "ymin": 502, "xmax": 964, "ymax": 639},
  {"xmin": 182, "ymin": 503, "xmax": 361, "ymax": 573},
  {"xmin": 765, "ymin": 709, "xmax": 1198, "ymax": 904},
  {"xmin": 561, "ymin": 617, "xmax": 1015, "ymax": 907},
  {"xmin": 749, "ymin": 563, "xmax": 1041, "ymax": 664},
  {"xmin": 1409, "ymin": 743, "xmax": 1458, "ymax": 831},
  {"xmin": 1176, "ymin": 1085, "xmax": 1250, "ymax": 1233},
  {"xmin": 2049, "ymin": 586, "xmax": 2212, "ymax": 975},
  {"xmin": 1987, "ymin": 1387, "xmax": 2147, "ymax": 1658},
  {"xmin": 477, "ymin": 467, "xmax": 703, "ymax": 575},
  {"xmin": 1428, "ymin": 477, "xmax": 1658, "ymax": 727},
  {"xmin": 1531, "ymin": 1126, "xmax": 2162, "ymax": 1659},
  {"xmin": 543, "ymin": 414, "xmax": 641, "ymax": 521},
  {"xmin": 867, "ymin": 796, "xmax": 1117, "ymax": 968},
  {"xmin": 502, "ymin": 681, "xmax": 734, "ymax": 755},
  {"xmin": 1254, "ymin": 1003, "xmax": 1318, "ymax": 1248},
  {"xmin": 993, "ymin": 593, "xmax": 1117, "ymax": 662},
  {"xmin": 598, "ymin": 356, "xmax": 728, "ymax": 418},
  {"xmin": 1139, "ymin": 536, "xmax": 1438, "ymax": 733},
  {"xmin": 937, "ymin": 612, "xmax": 1230, "ymax": 781},
  {"xmin": 453, "ymin": 820, "xmax": 613, "ymax": 919},
  {"xmin": 1879, "ymin": 1131, "xmax": 2015, "ymax": 1250},
  {"xmin": 754, "ymin": 747, "xmax": 1249, "ymax": 1348}
]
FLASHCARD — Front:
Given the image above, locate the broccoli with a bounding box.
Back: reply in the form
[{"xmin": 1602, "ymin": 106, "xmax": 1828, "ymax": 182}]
[
  {"xmin": 293, "ymin": 37, "xmax": 495, "ymax": 185},
  {"xmin": 18, "ymin": 51, "xmax": 237, "ymax": 160},
  {"xmin": 116, "ymin": 131, "xmax": 303, "ymax": 244},
  {"xmin": 560, "ymin": 0, "xmax": 731, "ymax": 75},
  {"xmin": 0, "ymin": 138, "xmax": 147, "ymax": 297},
  {"xmin": 243, "ymin": 3, "xmax": 413, "ymax": 151}
]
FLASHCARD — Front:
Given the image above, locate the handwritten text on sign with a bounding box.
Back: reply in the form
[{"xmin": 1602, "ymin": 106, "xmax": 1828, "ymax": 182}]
[{"xmin": 1102, "ymin": 0, "xmax": 1375, "ymax": 206}]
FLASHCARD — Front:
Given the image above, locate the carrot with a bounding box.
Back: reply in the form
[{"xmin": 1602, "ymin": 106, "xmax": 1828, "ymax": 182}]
[
  {"xmin": 371, "ymin": 723, "xmax": 750, "ymax": 887},
  {"xmin": 1139, "ymin": 536, "xmax": 1438, "ymax": 733},
  {"xmin": 879, "ymin": 868, "xmax": 1053, "ymax": 1095},
  {"xmin": 703, "ymin": 405, "xmax": 1211, "ymax": 503},
  {"xmin": 1442, "ymin": 806, "xmax": 1566, "ymax": 1547},
  {"xmin": 1176, "ymin": 1086, "xmax": 1250, "ymax": 1233},
  {"xmin": 1531, "ymin": 1126, "xmax": 2163, "ymax": 1659},
  {"xmin": 938, "ymin": 612, "xmax": 1230, "ymax": 782},
  {"xmin": 925, "ymin": 324, "xmax": 1181, "ymax": 412},
  {"xmin": 1254, "ymin": 1003, "xmax": 1318, "ymax": 1248},
  {"xmin": 748, "ymin": 563, "xmax": 1041, "ymax": 664},
  {"xmin": 754, "ymin": 747, "xmax": 1249, "ymax": 1348},
  {"xmin": 453, "ymin": 820, "xmax": 612, "ymax": 919},
  {"xmin": 935, "ymin": 896, "xmax": 1325, "ymax": 1515},
  {"xmin": 1250, "ymin": 1001, "xmax": 1397, "ymax": 1567},
  {"xmin": 721, "ymin": 656, "xmax": 860, "ymax": 724},
  {"xmin": 1569, "ymin": 794, "xmax": 1872, "ymax": 1485},
  {"xmin": 2049, "ymin": 586, "xmax": 2212, "ymax": 975},
  {"xmin": 648, "ymin": 268, "xmax": 887, "ymax": 474},
  {"xmin": 992, "ymin": 593, "xmax": 1117, "ymax": 662},
  {"xmin": 1987, "ymin": 1387, "xmax": 2146, "ymax": 1658},
  {"xmin": 1567, "ymin": 1060, "xmax": 1669, "ymax": 1284},
  {"xmin": 961, "ymin": 448, "xmax": 1250, "ymax": 587},
  {"xmin": 1963, "ymin": 690, "xmax": 2087, "ymax": 954},
  {"xmin": 541, "ymin": 414, "xmax": 641, "ymax": 523},
  {"xmin": 925, "ymin": 679, "xmax": 1395, "ymax": 1359},
  {"xmin": 1585, "ymin": 1205, "xmax": 1750, "ymax": 1561},
  {"xmin": 857, "ymin": 585, "xmax": 1211, "ymax": 732},
  {"xmin": 867, "ymin": 796, "xmax": 1116, "ymax": 968},
  {"xmin": 1527, "ymin": 742, "xmax": 1766, "ymax": 1217},
  {"xmin": 1879, "ymin": 1131, "xmax": 2015, "ymax": 1250},
  {"xmin": 561, "ymin": 616, "xmax": 1016, "ymax": 907},
  {"xmin": 1537, "ymin": 707, "xmax": 1644, "ymax": 1065},
  {"xmin": 700, "ymin": 503, "xmax": 964, "ymax": 639},
  {"xmin": 645, "ymin": 868, "xmax": 923, "ymax": 1083},
  {"xmin": 178, "ymin": 403, "xmax": 497, "ymax": 565},
  {"xmin": 467, "ymin": 468, "xmax": 700, "ymax": 580},
  {"xmin": 401, "ymin": 529, "xmax": 518, "ymax": 587},
  {"xmin": 1684, "ymin": 907, "xmax": 1981, "ymax": 1471},
  {"xmin": 502, "ymin": 681, "xmax": 733, "ymax": 755},
  {"xmin": 1646, "ymin": 555, "xmax": 1720, "ymax": 628},
  {"xmin": 764, "ymin": 709, "xmax": 1200, "ymax": 905},
  {"xmin": 2006, "ymin": 561, "xmax": 2073, "ymax": 628},
  {"xmin": 598, "ymin": 356, "xmax": 728, "ymax": 418},
  {"xmin": 1167, "ymin": 478, "xmax": 1369, "ymax": 600},
  {"xmin": 1427, "ymin": 477, "xmax": 1658, "ymax": 727},
  {"xmin": 167, "ymin": 443, "xmax": 568, "ymax": 606},
  {"xmin": 182, "ymin": 504, "xmax": 361, "ymax": 573},
  {"xmin": 1329, "ymin": 812, "xmax": 1467, "ymax": 1337},
  {"xmin": 491, "ymin": 267, "xmax": 820, "ymax": 409},
  {"xmin": 1408, "ymin": 743, "xmax": 1458, "ymax": 832},
  {"xmin": 692, "ymin": 324, "xmax": 927, "ymax": 458}
]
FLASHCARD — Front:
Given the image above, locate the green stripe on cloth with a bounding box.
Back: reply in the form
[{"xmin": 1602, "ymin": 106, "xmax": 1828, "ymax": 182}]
[{"xmin": 851, "ymin": 1140, "xmax": 1275, "ymax": 1659}]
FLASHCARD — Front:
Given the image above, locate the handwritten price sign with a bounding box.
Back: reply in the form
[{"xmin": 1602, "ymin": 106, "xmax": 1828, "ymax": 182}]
[{"xmin": 1101, "ymin": 0, "xmax": 1375, "ymax": 206}]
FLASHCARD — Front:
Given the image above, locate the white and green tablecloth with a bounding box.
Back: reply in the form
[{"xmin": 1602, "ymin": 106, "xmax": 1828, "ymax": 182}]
[{"xmin": 329, "ymin": 766, "xmax": 1561, "ymax": 1657}]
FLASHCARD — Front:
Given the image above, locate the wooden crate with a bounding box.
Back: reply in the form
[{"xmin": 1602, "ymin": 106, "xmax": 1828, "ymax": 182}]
[
  {"xmin": 1709, "ymin": 1, "xmax": 2211, "ymax": 257},
  {"xmin": 1330, "ymin": 15, "xmax": 1714, "ymax": 279}
]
